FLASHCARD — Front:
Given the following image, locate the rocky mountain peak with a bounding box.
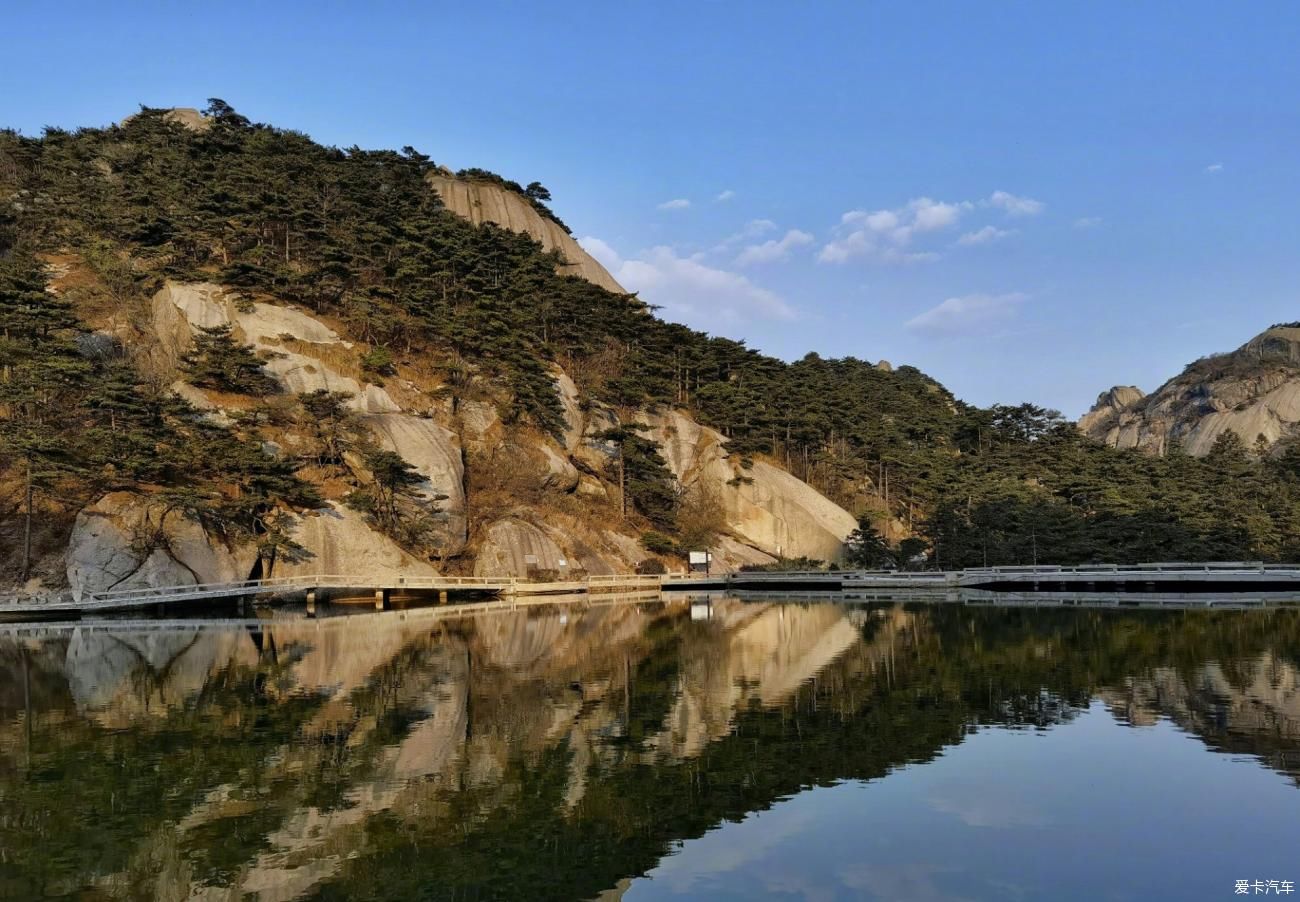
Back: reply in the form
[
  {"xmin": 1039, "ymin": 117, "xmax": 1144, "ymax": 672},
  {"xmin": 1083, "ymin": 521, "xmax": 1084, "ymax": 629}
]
[{"xmin": 1080, "ymin": 326, "xmax": 1300, "ymax": 456}]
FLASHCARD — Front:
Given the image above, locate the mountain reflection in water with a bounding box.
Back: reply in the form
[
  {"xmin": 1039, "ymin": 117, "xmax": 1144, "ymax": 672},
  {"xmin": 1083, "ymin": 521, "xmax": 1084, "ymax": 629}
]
[{"xmin": 1, "ymin": 598, "xmax": 1298, "ymax": 901}]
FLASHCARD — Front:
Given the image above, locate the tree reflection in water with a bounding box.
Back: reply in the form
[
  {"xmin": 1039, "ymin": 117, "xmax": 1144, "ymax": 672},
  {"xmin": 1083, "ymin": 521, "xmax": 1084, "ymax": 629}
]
[{"xmin": 1, "ymin": 599, "xmax": 1298, "ymax": 900}]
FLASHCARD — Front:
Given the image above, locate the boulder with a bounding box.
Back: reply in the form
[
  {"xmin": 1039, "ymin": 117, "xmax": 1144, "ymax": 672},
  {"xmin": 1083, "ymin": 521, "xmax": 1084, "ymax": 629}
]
[
  {"xmin": 538, "ymin": 444, "xmax": 580, "ymax": 492},
  {"xmin": 66, "ymin": 492, "xmax": 256, "ymax": 601},
  {"xmin": 473, "ymin": 519, "xmax": 567, "ymax": 578},
  {"xmin": 735, "ymin": 462, "xmax": 858, "ymax": 562},
  {"xmin": 121, "ymin": 107, "xmax": 211, "ymax": 132},
  {"xmin": 577, "ymin": 476, "xmax": 608, "ymax": 500},
  {"xmin": 709, "ymin": 536, "xmax": 778, "ymax": 573},
  {"xmin": 275, "ymin": 504, "xmax": 438, "ymax": 581},
  {"xmin": 459, "ymin": 400, "xmax": 503, "ymax": 453}
]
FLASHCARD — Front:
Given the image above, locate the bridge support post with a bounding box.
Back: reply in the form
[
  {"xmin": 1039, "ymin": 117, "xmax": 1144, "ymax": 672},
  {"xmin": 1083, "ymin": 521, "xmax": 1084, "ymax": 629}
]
[
  {"xmin": 438, "ymin": 589, "xmax": 449, "ymax": 605},
  {"xmin": 306, "ymin": 590, "xmax": 316, "ymax": 616},
  {"xmin": 374, "ymin": 588, "xmax": 388, "ymax": 611}
]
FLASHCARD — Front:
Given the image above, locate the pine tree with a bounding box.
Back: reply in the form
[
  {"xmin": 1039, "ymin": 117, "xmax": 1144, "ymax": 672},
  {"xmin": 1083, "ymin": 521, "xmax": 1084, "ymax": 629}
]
[{"xmin": 181, "ymin": 324, "xmax": 279, "ymax": 395}]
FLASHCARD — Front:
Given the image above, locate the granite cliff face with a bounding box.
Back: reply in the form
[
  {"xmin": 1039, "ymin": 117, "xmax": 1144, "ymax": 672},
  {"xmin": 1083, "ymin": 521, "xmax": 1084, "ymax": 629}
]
[
  {"xmin": 61, "ymin": 275, "xmax": 855, "ymax": 592},
  {"xmin": 41, "ymin": 151, "xmax": 859, "ymax": 595},
  {"xmin": 1081, "ymin": 325, "xmax": 1300, "ymax": 456},
  {"xmin": 641, "ymin": 409, "xmax": 857, "ymax": 562},
  {"xmin": 426, "ymin": 172, "xmax": 626, "ymax": 293}
]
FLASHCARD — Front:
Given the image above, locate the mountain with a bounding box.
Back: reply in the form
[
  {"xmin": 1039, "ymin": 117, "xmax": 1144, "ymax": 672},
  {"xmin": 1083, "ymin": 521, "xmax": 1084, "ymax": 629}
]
[
  {"xmin": 0, "ymin": 103, "xmax": 881, "ymax": 596},
  {"xmin": 5, "ymin": 99, "xmax": 1300, "ymax": 595},
  {"xmin": 1081, "ymin": 325, "xmax": 1300, "ymax": 455}
]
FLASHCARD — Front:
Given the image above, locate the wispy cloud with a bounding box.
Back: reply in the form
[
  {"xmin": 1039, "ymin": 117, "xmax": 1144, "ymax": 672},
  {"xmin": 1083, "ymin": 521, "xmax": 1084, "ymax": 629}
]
[
  {"xmin": 715, "ymin": 189, "xmax": 736, "ymax": 202},
  {"xmin": 957, "ymin": 225, "xmax": 1016, "ymax": 246},
  {"xmin": 1073, "ymin": 216, "xmax": 1103, "ymax": 229},
  {"xmin": 709, "ymin": 218, "xmax": 778, "ymax": 255},
  {"xmin": 1204, "ymin": 162, "xmax": 1224, "ymax": 174},
  {"xmin": 579, "ymin": 236, "xmax": 797, "ymax": 329},
  {"xmin": 819, "ymin": 197, "xmax": 970, "ymax": 265},
  {"xmin": 905, "ymin": 292, "xmax": 1028, "ymax": 336},
  {"xmin": 657, "ymin": 198, "xmax": 691, "ymax": 211},
  {"xmin": 735, "ymin": 229, "xmax": 814, "ymax": 266},
  {"xmin": 988, "ymin": 190, "xmax": 1045, "ymax": 216}
]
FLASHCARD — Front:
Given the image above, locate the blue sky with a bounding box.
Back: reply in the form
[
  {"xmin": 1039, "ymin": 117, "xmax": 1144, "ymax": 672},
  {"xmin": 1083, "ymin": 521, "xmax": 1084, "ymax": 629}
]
[{"xmin": 4, "ymin": 1, "xmax": 1298, "ymax": 416}]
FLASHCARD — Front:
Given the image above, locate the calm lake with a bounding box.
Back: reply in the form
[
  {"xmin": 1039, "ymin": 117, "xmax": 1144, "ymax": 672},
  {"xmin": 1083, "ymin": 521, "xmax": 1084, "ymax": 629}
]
[{"xmin": 2, "ymin": 596, "xmax": 1298, "ymax": 901}]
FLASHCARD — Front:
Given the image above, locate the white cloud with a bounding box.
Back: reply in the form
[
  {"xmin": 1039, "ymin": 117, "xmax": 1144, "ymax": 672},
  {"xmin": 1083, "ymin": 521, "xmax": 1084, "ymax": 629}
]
[
  {"xmin": 576, "ymin": 236, "xmax": 622, "ymax": 268},
  {"xmin": 905, "ymin": 292, "xmax": 1028, "ymax": 336},
  {"xmin": 820, "ymin": 197, "xmax": 971, "ymax": 264},
  {"xmin": 929, "ymin": 783, "xmax": 1048, "ymax": 828},
  {"xmin": 709, "ymin": 218, "xmax": 779, "ymax": 255},
  {"xmin": 1073, "ymin": 216, "xmax": 1103, "ymax": 229},
  {"xmin": 988, "ymin": 190, "xmax": 1045, "ymax": 216},
  {"xmin": 715, "ymin": 189, "xmax": 736, "ymax": 202},
  {"xmin": 911, "ymin": 198, "xmax": 968, "ymax": 231},
  {"xmin": 1205, "ymin": 162, "xmax": 1224, "ymax": 174},
  {"xmin": 578, "ymin": 236, "xmax": 797, "ymax": 329},
  {"xmin": 657, "ymin": 198, "xmax": 691, "ymax": 210},
  {"xmin": 735, "ymin": 229, "xmax": 814, "ymax": 266},
  {"xmin": 956, "ymin": 225, "xmax": 1016, "ymax": 246}
]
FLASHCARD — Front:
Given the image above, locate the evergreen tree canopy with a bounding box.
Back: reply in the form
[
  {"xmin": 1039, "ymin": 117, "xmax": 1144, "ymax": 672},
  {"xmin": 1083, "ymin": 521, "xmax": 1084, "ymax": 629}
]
[{"xmin": 2, "ymin": 101, "xmax": 1299, "ymax": 569}]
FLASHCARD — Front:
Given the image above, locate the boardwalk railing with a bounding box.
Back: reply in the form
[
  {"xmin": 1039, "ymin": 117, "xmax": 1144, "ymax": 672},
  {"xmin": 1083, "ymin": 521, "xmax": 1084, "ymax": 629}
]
[
  {"xmin": 6, "ymin": 561, "xmax": 1300, "ymax": 617},
  {"xmin": 957, "ymin": 561, "xmax": 1280, "ymax": 575},
  {"xmin": 1, "ymin": 571, "xmax": 680, "ymax": 613}
]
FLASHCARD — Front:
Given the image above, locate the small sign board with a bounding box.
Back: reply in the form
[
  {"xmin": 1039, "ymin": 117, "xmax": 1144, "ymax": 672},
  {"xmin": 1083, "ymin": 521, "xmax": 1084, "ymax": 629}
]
[{"xmin": 688, "ymin": 551, "xmax": 711, "ymax": 566}]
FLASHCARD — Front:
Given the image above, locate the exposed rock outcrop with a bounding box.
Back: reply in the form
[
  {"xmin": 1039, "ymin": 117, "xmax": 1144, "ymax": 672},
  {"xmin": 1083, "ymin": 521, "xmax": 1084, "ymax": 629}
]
[
  {"xmin": 65, "ymin": 495, "xmax": 437, "ymax": 598},
  {"xmin": 641, "ymin": 409, "xmax": 856, "ymax": 562},
  {"xmin": 458, "ymin": 400, "xmax": 503, "ymax": 453},
  {"xmin": 538, "ymin": 443, "xmax": 580, "ymax": 492},
  {"xmin": 121, "ymin": 107, "xmax": 211, "ymax": 132},
  {"xmin": 66, "ymin": 492, "xmax": 256, "ymax": 601},
  {"xmin": 361, "ymin": 413, "xmax": 467, "ymax": 553},
  {"xmin": 1080, "ymin": 326, "xmax": 1300, "ymax": 456},
  {"xmin": 152, "ymin": 281, "xmax": 400, "ymax": 413},
  {"xmin": 276, "ymin": 504, "xmax": 439, "ymax": 580},
  {"xmin": 63, "ymin": 277, "xmax": 858, "ymax": 592},
  {"xmin": 1078, "ymin": 385, "xmax": 1146, "ymax": 440},
  {"xmin": 428, "ymin": 173, "xmax": 626, "ymax": 293},
  {"xmin": 474, "ymin": 518, "xmax": 568, "ymax": 577},
  {"xmin": 709, "ymin": 535, "xmax": 779, "ymax": 572}
]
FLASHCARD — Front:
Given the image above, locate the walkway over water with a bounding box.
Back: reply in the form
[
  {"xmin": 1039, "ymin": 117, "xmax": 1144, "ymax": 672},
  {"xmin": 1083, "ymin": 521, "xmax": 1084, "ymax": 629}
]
[{"xmin": 3, "ymin": 562, "xmax": 1299, "ymax": 621}]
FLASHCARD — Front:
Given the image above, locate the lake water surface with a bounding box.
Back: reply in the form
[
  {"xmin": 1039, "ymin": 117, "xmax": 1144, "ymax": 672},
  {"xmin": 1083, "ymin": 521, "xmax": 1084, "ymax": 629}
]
[{"xmin": 2, "ymin": 597, "xmax": 1298, "ymax": 900}]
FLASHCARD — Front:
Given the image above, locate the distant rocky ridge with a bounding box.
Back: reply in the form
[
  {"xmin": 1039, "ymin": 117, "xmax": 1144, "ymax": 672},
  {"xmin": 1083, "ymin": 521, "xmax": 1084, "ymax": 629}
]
[{"xmin": 1081, "ymin": 325, "xmax": 1300, "ymax": 455}]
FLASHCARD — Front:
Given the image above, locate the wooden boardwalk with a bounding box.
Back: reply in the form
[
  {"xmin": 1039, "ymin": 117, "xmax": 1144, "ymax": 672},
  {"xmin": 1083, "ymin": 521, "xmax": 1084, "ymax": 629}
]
[
  {"xmin": 4, "ymin": 562, "xmax": 1299, "ymax": 621},
  {"xmin": 0, "ymin": 573, "xmax": 670, "ymax": 619}
]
